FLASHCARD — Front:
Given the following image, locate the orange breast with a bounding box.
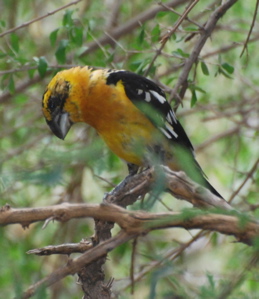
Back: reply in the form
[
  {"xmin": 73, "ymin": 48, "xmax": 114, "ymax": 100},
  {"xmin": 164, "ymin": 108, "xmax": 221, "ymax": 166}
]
[{"xmin": 81, "ymin": 75, "xmax": 157, "ymax": 165}]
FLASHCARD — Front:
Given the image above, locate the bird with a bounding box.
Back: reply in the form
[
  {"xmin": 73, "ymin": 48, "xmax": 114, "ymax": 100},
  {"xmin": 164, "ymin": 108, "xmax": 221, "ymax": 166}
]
[{"xmin": 42, "ymin": 66, "xmax": 223, "ymax": 199}]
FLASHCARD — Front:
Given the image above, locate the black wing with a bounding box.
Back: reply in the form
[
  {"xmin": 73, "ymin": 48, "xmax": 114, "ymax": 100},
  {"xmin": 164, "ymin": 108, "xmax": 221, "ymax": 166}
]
[
  {"xmin": 106, "ymin": 70, "xmax": 224, "ymax": 199},
  {"xmin": 106, "ymin": 70, "xmax": 194, "ymax": 153}
]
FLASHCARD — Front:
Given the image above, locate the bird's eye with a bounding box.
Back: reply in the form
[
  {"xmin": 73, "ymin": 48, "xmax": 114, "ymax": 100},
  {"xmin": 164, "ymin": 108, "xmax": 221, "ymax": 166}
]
[{"xmin": 48, "ymin": 96, "xmax": 60, "ymax": 110}]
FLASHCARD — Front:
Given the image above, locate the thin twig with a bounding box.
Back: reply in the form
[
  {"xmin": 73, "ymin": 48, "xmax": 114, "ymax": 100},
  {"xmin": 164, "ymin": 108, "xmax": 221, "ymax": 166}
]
[
  {"xmin": 118, "ymin": 230, "xmax": 205, "ymax": 291},
  {"xmin": 195, "ymin": 126, "xmax": 240, "ymax": 153},
  {"xmin": 130, "ymin": 237, "xmax": 138, "ymax": 295},
  {"xmin": 19, "ymin": 231, "xmax": 134, "ymax": 299},
  {"xmin": 171, "ymin": 0, "xmax": 238, "ymax": 108},
  {"xmin": 240, "ymin": 0, "xmax": 259, "ymax": 57},
  {"xmin": 27, "ymin": 241, "xmax": 92, "ymax": 255},
  {"xmin": 0, "ymin": 0, "xmax": 82, "ymax": 38},
  {"xmin": 159, "ymin": 2, "xmax": 204, "ymax": 29},
  {"xmin": 144, "ymin": 0, "xmax": 200, "ymax": 76},
  {"xmin": 228, "ymin": 158, "xmax": 259, "ymax": 204},
  {"xmin": 79, "ymin": 0, "xmax": 188, "ymax": 57},
  {"xmin": 216, "ymin": 252, "xmax": 259, "ymax": 299}
]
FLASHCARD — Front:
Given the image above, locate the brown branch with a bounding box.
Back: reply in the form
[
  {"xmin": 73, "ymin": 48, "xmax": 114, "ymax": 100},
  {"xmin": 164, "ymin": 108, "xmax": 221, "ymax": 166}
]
[
  {"xmin": 105, "ymin": 0, "xmax": 122, "ymax": 31},
  {"xmin": 0, "ymin": 0, "xmax": 82, "ymax": 38},
  {"xmin": 118, "ymin": 230, "xmax": 205, "ymax": 292},
  {"xmin": 195, "ymin": 126, "xmax": 240, "ymax": 153},
  {"xmin": 158, "ymin": 32, "xmax": 259, "ymax": 80},
  {"xmin": 228, "ymin": 158, "xmax": 259, "ymax": 204},
  {"xmin": 0, "ymin": 74, "xmax": 42, "ymax": 104},
  {"xmin": 240, "ymin": 0, "xmax": 259, "ymax": 57},
  {"xmin": 10, "ymin": 204, "xmax": 259, "ymax": 298},
  {"xmin": 159, "ymin": 2, "xmax": 204, "ymax": 29},
  {"xmin": 203, "ymin": 33, "xmax": 259, "ymax": 60},
  {"xmin": 144, "ymin": 0, "xmax": 200, "ymax": 76},
  {"xmin": 19, "ymin": 231, "xmax": 134, "ymax": 299},
  {"xmin": 2, "ymin": 164, "xmax": 235, "ymax": 296},
  {"xmin": 104, "ymin": 166, "xmax": 233, "ymax": 210},
  {"xmin": 1, "ymin": 202, "xmax": 258, "ymax": 245},
  {"xmin": 27, "ymin": 241, "xmax": 93, "ymax": 256},
  {"xmin": 0, "ymin": 133, "xmax": 47, "ymax": 164},
  {"xmin": 171, "ymin": 0, "xmax": 238, "ymax": 107},
  {"xmin": 79, "ymin": 0, "xmax": 188, "ymax": 57},
  {"xmin": 130, "ymin": 237, "xmax": 138, "ymax": 294},
  {"xmin": 4, "ymin": 199, "xmax": 257, "ymax": 299},
  {"xmin": 0, "ymin": 167, "xmax": 233, "ymax": 227},
  {"xmin": 217, "ymin": 252, "xmax": 259, "ymax": 298}
]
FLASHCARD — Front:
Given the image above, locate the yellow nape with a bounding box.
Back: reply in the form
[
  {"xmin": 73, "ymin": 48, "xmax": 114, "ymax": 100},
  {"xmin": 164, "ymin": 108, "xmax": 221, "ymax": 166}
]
[{"xmin": 42, "ymin": 66, "xmax": 160, "ymax": 166}]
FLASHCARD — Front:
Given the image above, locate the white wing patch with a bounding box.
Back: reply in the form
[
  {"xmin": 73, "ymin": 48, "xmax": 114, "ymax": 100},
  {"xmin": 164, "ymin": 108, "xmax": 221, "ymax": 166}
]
[
  {"xmin": 144, "ymin": 92, "xmax": 151, "ymax": 102},
  {"xmin": 165, "ymin": 122, "xmax": 178, "ymax": 138},
  {"xmin": 137, "ymin": 89, "xmax": 143, "ymax": 95},
  {"xmin": 150, "ymin": 90, "xmax": 166, "ymax": 104},
  {"xmin": 166, "ymin": 111, "xmax": 177, "ymax": 124},
  {"xmin": 159, "ymin": 127, "xmax": 172, "ymax": 139},
  {"xmin": 159, "ymin": 122, "xmax": 178, "ymax": 140}
]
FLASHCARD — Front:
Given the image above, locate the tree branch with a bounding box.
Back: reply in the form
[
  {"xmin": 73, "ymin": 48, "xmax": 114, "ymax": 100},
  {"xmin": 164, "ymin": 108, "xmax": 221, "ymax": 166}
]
[
  {"xmin": 9, "ymin": 203, "xmax": 259, "ymax": 298},
  {"xmin": 0, "ymin": 166, "xmax": 233, "ymax": 228},
  {"xmin": 144, "ymin": 0, "xmax": 200, "ymax": 76},
  {"xmin": 0, "ymin": 0, "xmax": 83, "ymax": 38},
  {"xmin": 19, "ymin": 231, "xmax": 134, "ymax": 299},
  {"xmin": 27, "ymin": 241, "xmax": 93, "ymax": 256},
  {"xmin": 79, "ymin": 0, "xmax": 188, "ymax": 57},
  {"xmin": 171, "ymin": 0, "xmax": 238, "ymax": 106},
  {"xmin": 1, "ymin": 202, "xmax": 257, "ymax": 246}
]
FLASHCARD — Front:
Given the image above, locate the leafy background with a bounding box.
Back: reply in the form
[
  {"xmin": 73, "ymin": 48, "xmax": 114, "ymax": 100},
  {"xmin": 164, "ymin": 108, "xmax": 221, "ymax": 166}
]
[{"xmin": 0, "ymin": 0, "xmax": 258, "ymax": 298}]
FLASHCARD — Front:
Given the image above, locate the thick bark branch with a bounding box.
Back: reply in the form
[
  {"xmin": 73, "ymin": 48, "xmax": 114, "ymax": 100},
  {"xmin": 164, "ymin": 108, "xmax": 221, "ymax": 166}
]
[
  {"xmin": 1, "ymin": 203, "xmax": 258, "ymax": 246},
  {"xmin": 0, "ymin": 167, "xmax": 232, "ymax": 227},
  {"xmin": 11, "ymin": 204, "xmax": 259, "ymax": 298}
]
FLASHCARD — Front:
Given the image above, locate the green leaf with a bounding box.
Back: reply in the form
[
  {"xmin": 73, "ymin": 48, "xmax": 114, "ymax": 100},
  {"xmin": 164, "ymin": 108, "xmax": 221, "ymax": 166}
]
[
  {"xmin": 0, "ymin": 53, "xmax": 7, "ymax": 59},
  {"xmin": 70, "ymin": 27, "xmax": 83, "ymax": 46},
  {"xmin": 8, "ymin": 75, "xmax": 15, "ymax": 94},
  {"xmin": 63, "ymin": 10, "xmax": 74, "ymax": 27},
  {"xmin": 221, "ymin": 62, "xmax": 234, "ymax": 74},
  {"xmin": 155, "ymin": 11, "xmax": 178, "ymax": 23},
  {"xmin": 138, "ymin": 25, "xmax": 146, "ymax": 45},
  {"xmin": 185, "ymin": 26, "xmax": 198, "ymax": 32},
  {"xmin": 201, "ymin": 61, "xmax": 209, "ymax": 76},
  {"xmin": 151, "ymin": 24, "xmax": 161, "ymax": 43},
  {"xmin": 188, "ymin": 82, "xmax": 206, "ymax": 97},
  {"xmin": 13, "ymin": 94, "xmax": 27, "ymax": 105},
  {"xmin": 172, "ymin": 48, "xmax": 189, "ymax": 58},
  {"xmin": 191, "ymin": 89, "xmax": 197, "ymax": 107},
  {"xmin": 49, "ymin": 29, "xmax": 59, "ymax": 47},
  {"xmin": 55, "ymin": 39, "xmax": 69, "ymax": 64},
  {"xmin": 105, "ymin": 52, "xmax": 114, "ymax": 64},
  {"xmin": 28, "ymin": 68, "xmax": 35, "ymax": 79},
  {"xmin": 217, "ymin": 67, "xmax": 232, "ymax": 79},
  {"xmin": 10, "ymin": 33, "xmax": 19, "ymax": 53},
  {"xmin": 37, "ymin": 56, "xmax": 48, "ymax": 78},
  {"xmin": 192, "ymin": 85, "xmax": 206, "ymax": 94},
  {"xmin": 0, "ymin": 20, "xmax": 6, "ymax": 27},
  {"xmin": 129, "ymin": 58, "xmax": 151, "ymax": 75}
]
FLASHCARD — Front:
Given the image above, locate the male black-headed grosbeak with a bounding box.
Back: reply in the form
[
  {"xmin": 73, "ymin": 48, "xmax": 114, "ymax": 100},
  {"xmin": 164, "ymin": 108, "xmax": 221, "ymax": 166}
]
[{"xmin": 42, "ymin": 66, "xmax": 223, "ymax": 198}]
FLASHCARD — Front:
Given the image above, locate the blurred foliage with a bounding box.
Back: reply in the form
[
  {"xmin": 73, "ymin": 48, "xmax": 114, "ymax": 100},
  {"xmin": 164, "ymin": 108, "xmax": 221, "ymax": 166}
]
[{"xmin": 0, "ymin": 0, "xmax": 258, "ymax": 298}]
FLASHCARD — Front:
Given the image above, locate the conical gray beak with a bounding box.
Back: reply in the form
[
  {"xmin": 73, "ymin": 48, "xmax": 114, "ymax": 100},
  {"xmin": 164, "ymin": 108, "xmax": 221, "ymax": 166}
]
[{"xmin": 47, "ymin": 112, "xmax": 73, "ymax": 140}]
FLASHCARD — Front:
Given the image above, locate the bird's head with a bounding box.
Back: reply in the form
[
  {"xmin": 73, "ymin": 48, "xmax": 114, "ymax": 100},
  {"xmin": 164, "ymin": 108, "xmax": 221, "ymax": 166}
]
[{"xmin": 42, "ymin": 66, "xmax": 91, "ymax": 139}]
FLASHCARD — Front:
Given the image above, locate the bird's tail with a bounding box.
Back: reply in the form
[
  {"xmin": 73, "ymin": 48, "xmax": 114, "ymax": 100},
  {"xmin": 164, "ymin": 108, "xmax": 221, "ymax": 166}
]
[{"xmin": 172, "ymin": 146, "xmax": 224, "ymax": 199}]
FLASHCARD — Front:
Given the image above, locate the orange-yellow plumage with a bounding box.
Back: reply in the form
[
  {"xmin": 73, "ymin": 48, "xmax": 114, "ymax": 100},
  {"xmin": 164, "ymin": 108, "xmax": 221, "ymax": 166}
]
[
  {"xmin": 43, "ymin": 67, "xmax": 158, "ymax": 166},
  {"xmin": 42, "ymin": 66, "xmax": 223, "ymax": 198}
]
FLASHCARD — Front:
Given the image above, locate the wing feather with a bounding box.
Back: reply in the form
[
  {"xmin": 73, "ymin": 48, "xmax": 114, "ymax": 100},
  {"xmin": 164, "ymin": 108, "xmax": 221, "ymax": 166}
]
[{"xmin": 106, "ymin": 71, "xmax": 194, "ymax": 152}]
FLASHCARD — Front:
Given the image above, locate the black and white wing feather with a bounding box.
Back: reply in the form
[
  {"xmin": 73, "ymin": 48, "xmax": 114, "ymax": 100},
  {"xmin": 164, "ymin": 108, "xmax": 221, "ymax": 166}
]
[
  {"xmin": 106, "ymin": 70, "xmax": 223, "ymax": 199},
  {"xmin": 106, "ymin": 70, "xmax": 194, "ymax": 153}
]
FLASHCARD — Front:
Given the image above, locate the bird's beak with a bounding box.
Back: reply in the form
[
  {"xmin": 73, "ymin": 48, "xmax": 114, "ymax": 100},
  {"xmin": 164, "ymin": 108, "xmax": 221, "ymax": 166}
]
[{"xmin": 47, "ymin": 112, "xmax": 73, "ymax": 140}]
